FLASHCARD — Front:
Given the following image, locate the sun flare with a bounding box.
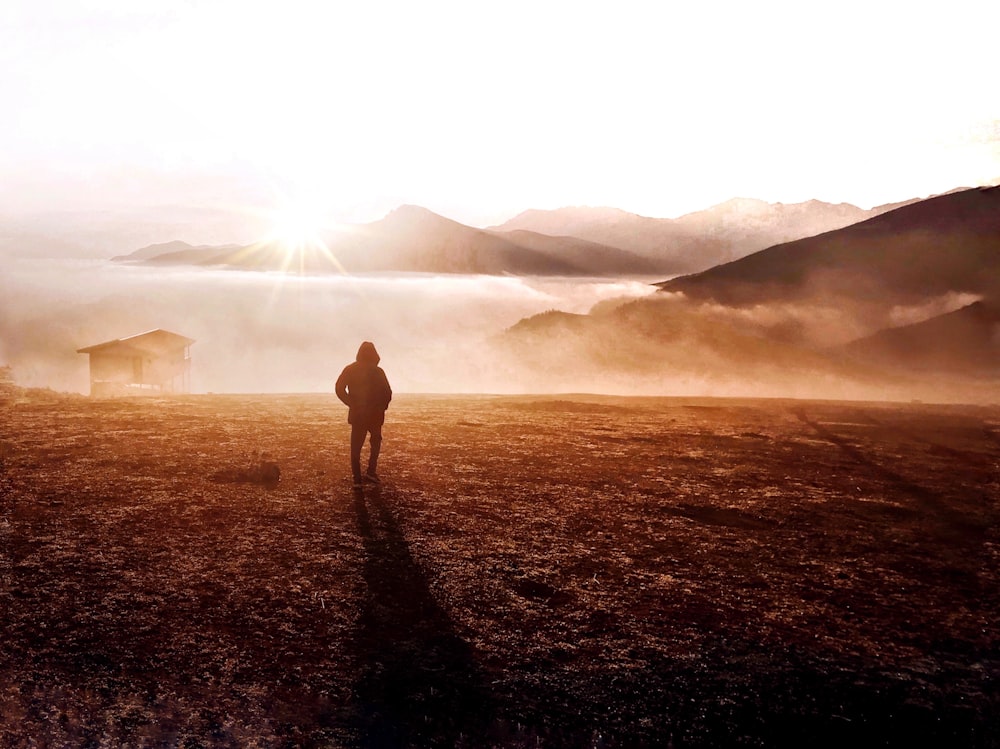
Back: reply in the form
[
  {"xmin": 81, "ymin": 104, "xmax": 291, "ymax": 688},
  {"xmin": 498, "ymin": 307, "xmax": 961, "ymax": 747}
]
[
  {"xmin": 267, "ymin": 204, "xmax": 325, "ymax": 253},
  {"xmin": 252, "ymin": 199, "xmax": 353, "ymax": 275}
]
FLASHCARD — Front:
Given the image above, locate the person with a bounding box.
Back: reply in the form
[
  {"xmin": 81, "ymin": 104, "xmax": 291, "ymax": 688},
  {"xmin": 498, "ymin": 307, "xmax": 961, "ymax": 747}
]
[{"xmin": 335, "ymin": 341, "xmax": 392, "ymax": 488}]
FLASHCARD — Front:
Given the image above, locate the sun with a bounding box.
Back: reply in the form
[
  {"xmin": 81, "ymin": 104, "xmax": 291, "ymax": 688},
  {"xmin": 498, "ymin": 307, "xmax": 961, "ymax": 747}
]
[
  {"xmin": 255, "ymin": 198, "xmax": 352, "ymax": 275},
  {"xmin": 267, "ymin": 203, "xmax": 325, "ymax": 254}
]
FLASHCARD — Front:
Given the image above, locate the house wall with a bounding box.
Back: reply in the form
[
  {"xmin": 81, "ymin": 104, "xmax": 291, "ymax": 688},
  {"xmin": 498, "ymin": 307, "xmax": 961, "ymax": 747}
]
[
  {"xmin": 90, "ymin": 354, "xmax": 136, "ymax": 385},
  {"xmin": 88, "ymin": 346, "xmax": 191, "ymax": 396}
]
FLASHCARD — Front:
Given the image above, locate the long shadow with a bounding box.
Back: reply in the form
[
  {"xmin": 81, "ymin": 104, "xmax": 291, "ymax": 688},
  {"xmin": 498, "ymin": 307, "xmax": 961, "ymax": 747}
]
[
  {"xmin": 351, "ymin": 485, "xmax": 495, "ymax": 747},
  {"xmin": 791, "ymin": 408, "xmax": 988, "ymax": 543}
]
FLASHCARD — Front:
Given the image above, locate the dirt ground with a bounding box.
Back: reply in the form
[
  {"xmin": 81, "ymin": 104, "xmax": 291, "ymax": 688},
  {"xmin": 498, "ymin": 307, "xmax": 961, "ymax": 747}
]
[{"xmin": 1, "ymin": 391, "xmax": 998, "ymax": 747}]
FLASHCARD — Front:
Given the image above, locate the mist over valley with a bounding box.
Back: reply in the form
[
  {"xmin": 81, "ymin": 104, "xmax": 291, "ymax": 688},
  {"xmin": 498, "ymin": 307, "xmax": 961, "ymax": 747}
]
[
  {"xmin": 509, "ymin": 187, "xmax": 1000, "ymax": 402},
  {"xmin": 0, "ymin": 258, "xmax": 657, "ymax": 394},
  {"xmin": 2, "ymin": 186, "xmax": 998, "ymax": 403}
]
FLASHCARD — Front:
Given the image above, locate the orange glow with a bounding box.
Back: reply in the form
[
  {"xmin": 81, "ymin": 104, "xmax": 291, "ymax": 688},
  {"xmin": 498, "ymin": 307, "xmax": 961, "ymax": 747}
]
[{"xmin": 266, "ymin": 204, "xmax": 325, "ymax": 259}]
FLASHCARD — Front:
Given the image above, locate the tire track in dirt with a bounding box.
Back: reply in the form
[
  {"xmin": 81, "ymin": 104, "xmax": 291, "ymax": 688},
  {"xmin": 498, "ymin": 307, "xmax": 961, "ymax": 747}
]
[
  {"xmin": 350, "ymin": 484, "xmax": 495, "ymax": 745},
  {"xmin": 791, "ymin": 408, "xmax": 990, "ymax": 544},
  {"xmin": 860, "ymin": 413, "xmax": 998, "ymax": 467}
]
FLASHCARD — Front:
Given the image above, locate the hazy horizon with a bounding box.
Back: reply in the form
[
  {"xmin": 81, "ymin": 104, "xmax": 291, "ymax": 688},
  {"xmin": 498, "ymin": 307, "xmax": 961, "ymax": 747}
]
[
  {"xmin": 1, "ymin": 257, "xmax": 664, "ymax": 394},
  {"xmin": 4, "ymin": 254, "xmax": 994, "ymax": 404},
  {"xmin": 2, "ymin": 1, "xmax": 997, "ymax": 401},
  {"xmin": 2, "ymin": 1, "xmax": 997, "ymax": 231}
]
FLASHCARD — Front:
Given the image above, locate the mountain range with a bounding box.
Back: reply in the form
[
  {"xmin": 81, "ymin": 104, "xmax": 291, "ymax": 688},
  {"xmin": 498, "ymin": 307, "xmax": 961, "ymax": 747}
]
[
  {"xmin": 491, "ymin": 196, "xmax": 917, "ymax": 274},
  {"xmin": 658, "ymin": 186, "xmax": 1000, "ymax": 306},
  {"xmin": 498, "ymin": 186, "xmax": 1000, "ymax": 396},
  {"xmin": 114, "ymin": 204, "xmax": 659, "ymax": 276},
  {"xmin": 114, "ymin": 195, "xmax": 916, "ymax": 277},
  {"xmin": 0, "ymin": 205, "xmax": 268, "ymax": 259},
  {"xmin": 109, "ymin": 185, "xmax": 1000, "ymax": 395}
]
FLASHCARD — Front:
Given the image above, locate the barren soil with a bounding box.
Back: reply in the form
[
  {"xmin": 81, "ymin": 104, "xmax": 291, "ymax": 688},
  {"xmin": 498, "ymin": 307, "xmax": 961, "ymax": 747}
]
[{"xmin": 1, "ymin": 392, "xmax": 999, "ymax": 747}]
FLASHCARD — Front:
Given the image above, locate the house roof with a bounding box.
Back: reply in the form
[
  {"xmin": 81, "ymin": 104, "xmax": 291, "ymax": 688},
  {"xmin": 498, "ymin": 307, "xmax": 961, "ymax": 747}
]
[{"xmin": 77, "ymin": 329, "xmax": 195, "ymax": 356}]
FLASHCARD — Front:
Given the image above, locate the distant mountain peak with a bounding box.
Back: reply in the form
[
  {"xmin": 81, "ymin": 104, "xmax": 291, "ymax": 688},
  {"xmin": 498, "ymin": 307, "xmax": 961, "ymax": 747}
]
[
  {"xmin": 660, "ymin": 185, "xmax": 1000, "ymax": 306},
  {"xmin": 684, "ymin": 196, "xmax": 864, "ymax": 219},
  {"xmin": 384, "ymin": 204, "xmax": 435, "ymax": 219},
  {"xmin": 378, "ymin": 204, "xmax": 459, "ymax": 230},
  {"xmin": 493, "ymin": 206, "xmax": 641, "ymax": 230},
  {"xmin": 713, "ymin": 197, "xmax": 772, "ymax": 210}
]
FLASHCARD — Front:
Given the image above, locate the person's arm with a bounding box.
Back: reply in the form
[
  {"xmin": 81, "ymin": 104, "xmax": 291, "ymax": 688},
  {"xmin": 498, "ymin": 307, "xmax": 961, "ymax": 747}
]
[
  {"xmin": 335, "ymin": 367, "xmax": 352, "ymax": 407},
  {"xmin": 380, "ymin": 369, "xmax": 392, "ymax": 409}
]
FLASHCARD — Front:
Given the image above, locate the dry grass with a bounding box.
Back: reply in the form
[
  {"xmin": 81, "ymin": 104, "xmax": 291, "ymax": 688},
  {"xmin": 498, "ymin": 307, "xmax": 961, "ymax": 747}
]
[{"xmin": 1, "ymin": 392, "xmax": 999, "ymax": 747}]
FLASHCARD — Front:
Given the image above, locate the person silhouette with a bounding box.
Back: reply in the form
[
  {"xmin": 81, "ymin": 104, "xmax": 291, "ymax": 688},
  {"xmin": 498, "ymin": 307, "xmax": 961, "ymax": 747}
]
[{"xmin": 336, "ymin": 341, "xmax": 392, "ymax": 488}]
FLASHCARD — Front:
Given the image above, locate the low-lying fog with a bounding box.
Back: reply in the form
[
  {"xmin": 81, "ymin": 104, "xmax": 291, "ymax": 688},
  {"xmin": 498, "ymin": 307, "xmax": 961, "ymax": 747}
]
[{"xmin": 0, "ymin": 257, "xmax": 659, "ymax": 394}]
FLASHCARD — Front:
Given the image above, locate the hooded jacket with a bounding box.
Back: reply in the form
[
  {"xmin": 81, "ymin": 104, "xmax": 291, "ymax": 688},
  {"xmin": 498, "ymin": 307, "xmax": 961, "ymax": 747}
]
[{"xmin": 335, "ymin": 342, "xmax": 392, "ymax": 425}]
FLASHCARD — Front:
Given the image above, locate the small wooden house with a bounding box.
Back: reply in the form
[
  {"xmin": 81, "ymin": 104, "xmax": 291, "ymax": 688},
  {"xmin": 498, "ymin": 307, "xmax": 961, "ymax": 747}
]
[{"xmin": 77, "ymin": 329, "xmax": 194, "ymax": 397}]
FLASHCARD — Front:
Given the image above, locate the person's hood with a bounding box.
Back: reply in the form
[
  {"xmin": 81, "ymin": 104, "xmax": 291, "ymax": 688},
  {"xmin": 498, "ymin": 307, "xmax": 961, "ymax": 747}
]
[{"xmin": 356, "ymin": 341, "xmax": 380, "ymax": 366}]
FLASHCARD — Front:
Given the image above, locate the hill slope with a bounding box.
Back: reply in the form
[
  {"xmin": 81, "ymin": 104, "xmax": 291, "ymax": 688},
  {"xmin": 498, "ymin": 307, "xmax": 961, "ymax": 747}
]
[
  {"xmin": 658, "ymin": 186, "xmax": 1000, "ymax": 305},
  {"xmin": 495, "ymin": 187, "xmax": 1000, "ymax": 399},
  {"xmin": 838, "ymin": 301, "xmax": 1000, "ymax": 374},
  {"xmin": 112, "ymin": 240, "xmax": 242, "ymax": 263}
]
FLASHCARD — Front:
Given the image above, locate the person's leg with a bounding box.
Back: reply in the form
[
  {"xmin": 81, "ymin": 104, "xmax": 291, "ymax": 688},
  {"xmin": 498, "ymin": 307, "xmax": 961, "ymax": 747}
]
[
  {"xmin": 366, "ymin": 423, "xmax": 383, "ymax": 477},
  {"xmin": 350, "ymin": 422, "xmax": 366, "ymax": 483}
]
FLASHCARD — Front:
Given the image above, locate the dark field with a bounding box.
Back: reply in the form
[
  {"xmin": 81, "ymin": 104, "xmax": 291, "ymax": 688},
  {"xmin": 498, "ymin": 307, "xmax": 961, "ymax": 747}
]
[{"xmin": 1, "ymin": 392, "xmax": 999, "ymax": 747}]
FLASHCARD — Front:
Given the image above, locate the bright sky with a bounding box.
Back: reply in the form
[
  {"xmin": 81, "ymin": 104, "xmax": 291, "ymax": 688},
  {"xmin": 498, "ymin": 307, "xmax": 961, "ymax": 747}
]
[{"xmin": 1, "ymin": 0, "xmax": 997, "ymax": 227}]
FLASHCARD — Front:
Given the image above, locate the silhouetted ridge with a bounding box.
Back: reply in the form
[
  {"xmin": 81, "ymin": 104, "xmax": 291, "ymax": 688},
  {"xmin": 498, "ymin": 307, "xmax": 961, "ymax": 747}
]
[
  {"xmin": 114, "ymin": 205, "xmax": 664, "ymax": 276},
  {"xmin": 112, "ymin": 240, "xmax": 241, "ymax": 263},
  {"xmin": 659, "ymin": 186, "xmax": 1000, "ymax": 305},
  {"xmin": 838, "ymin": 300, "xmax": 1000, "ymax": 374},
  {"xmin": 493, "ymin": 197, "xmax": 886, "ymax": 274}
]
